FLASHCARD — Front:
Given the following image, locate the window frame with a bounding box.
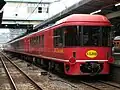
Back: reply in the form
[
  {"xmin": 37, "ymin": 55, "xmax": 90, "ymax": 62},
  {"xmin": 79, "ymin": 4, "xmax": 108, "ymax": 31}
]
[{"xmin": 53, "ymin": 27, "xmax": 64, "ymax": 48}]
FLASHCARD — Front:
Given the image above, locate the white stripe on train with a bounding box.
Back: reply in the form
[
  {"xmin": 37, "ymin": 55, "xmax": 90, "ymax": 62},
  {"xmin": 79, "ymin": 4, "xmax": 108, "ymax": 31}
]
[
  {"xmin": 39, "ymin": 54, "xmax": 108, "ymax": 62},
  {"xmin": 5, "ymin": 50, "xmax": 108, "ymax": 63}
]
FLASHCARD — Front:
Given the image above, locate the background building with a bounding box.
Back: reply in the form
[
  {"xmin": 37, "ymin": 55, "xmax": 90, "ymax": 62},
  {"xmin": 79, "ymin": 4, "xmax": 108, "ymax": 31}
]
[{"xmin": 0, "ymin": 0, "xmax": 81, "ymax": 43}]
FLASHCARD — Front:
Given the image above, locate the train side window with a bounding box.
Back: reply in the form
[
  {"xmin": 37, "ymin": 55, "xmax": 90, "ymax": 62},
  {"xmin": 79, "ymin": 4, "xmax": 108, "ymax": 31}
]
[
  {"xmin": 39, "ymin": 36, "xmax": 41, "ymax": 45},
  {"xmin": 30, "ymin": 37, "xmax": 34, "ymax": 46},
  {"xmin": 34, "ymin": 37, "xmax": 37, "ymax": 46},
  {"xmin": 33, "ymin": 37, "xmax": 35, "ymax": 46},
  {"xmin": 36, "ymin": 36, "xmax": 39, "ymax": 45},
  {"xmin": 38, "ymin": 36, "xmax": 40, "ymax": 44},
  {"xmin": 30, "ymin": 38, "xmax": 32, "ymax": 46},
  {"xmin": 53, "ymin": 27, "xmax": 63, "ymax": 48},
  {"xmin": 102, "ymin": 27, "xmax": 111, "ymax": 46},
  {"xmin": 33, "ymin": 37, "xmax": 34, "ymax": 45},
  {"xmin": 30, "ymin": 37, "xmax": 33, "ymax": 46},
  {"xmin": 30, "ymin": 36, "xmax": 40, "ymax": 47},
  {"xmin": 41, "ymin": 35, "xmax": 44, "ymax": 47}
]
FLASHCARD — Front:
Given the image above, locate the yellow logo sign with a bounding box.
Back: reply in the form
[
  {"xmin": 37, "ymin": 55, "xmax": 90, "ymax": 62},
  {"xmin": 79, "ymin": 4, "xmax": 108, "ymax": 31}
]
[
  {"xmin": 86, "ymin": 50, "xmax": 97, "ymax": 58},
  {"xmin": 54, "ymin": 48, "xmax": 64, "ymax": 53}
]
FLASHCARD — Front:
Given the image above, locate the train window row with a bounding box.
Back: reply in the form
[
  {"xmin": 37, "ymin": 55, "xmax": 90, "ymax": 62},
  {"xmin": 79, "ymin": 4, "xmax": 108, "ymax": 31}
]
[
  {"xmin": 10, "ymin": 26, "xmax": 112, "ymax": 50},
  {"xmin": 30, "ymin": 35, "xmax": 44, "ymax": 47},
  {"xmin": 11, "ymin": 40, "xmax": 24, "ymax": 50}
]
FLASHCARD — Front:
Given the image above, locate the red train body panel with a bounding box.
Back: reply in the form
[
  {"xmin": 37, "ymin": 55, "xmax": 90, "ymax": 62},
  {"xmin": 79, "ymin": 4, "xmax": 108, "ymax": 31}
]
[{"xmin": 5, "ymin": 14, "xmax": 114, "ymax": 75}]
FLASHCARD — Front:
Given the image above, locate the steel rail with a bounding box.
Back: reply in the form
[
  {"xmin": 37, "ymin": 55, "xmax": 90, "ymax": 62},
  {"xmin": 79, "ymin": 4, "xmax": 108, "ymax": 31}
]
[
  {"xmin": 1, "ymin": 52, "xmax": 43, "ymax": 90},
  {"xmin": 80, "ymin": 80, "xmax": 120, "ymax": 90},
  {"xmin": 80, "ymin": 81, "xmax": 101, "ymax": 90},
  {"xmin": 98, "ymin": 80, "xmax": 120, "ymax": 89},
  {"xmin": 0, "ymin": 56, "xmax": 17, "ymax": 90}
]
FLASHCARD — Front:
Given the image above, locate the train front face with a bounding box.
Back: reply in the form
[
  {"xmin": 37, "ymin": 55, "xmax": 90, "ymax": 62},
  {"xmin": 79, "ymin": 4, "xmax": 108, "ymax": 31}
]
[
  {"xmin": 113, "ymin": 36, "xmax": 120, "ymax": 53},
  {"xmin": 60, "ymin": 26, "xmax": 113, "ymax": 75}
]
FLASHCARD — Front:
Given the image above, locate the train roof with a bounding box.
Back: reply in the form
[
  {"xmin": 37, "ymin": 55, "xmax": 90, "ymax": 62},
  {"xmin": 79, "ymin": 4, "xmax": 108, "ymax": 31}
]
[
  {"xmin": 7, "ymin": 14, "xmax": 111, "ymax": 44},
  {"xmin": 55, "ymin": 14, "xmax": 111, "ymax": 25},
  {"xmin": 114, "ymin": 36, "xmax": 120, "ymax": 40}
]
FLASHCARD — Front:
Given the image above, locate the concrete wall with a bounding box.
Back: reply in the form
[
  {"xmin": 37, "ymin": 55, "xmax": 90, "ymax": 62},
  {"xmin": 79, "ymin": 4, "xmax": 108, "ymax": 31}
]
[{"xmin": 3, "ymin": 2, "xmax": 49, "ymax": 21}]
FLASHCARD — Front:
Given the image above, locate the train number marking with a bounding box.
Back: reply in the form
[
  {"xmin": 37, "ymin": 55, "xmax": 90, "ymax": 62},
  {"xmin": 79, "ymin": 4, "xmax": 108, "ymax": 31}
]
[{"xmin": 54, "ymin": 48, "xmax": 64, "ymax": 53}]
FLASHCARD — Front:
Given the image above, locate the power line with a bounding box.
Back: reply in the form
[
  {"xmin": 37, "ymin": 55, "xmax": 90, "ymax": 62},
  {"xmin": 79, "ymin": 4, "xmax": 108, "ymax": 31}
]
[{"xmin": 26, "ymin": 0, "xmax": 43, "ymax": 20}]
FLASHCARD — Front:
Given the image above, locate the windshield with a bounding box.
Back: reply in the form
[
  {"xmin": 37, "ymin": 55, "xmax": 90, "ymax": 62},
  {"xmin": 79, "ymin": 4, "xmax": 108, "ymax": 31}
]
[
  {"xmin": 53, "ymin": 26, "xmax": 111, "ymax": 47},
  {"xmin": 83, "ymin": 26, "xmax": 111, "ymax": 46}
]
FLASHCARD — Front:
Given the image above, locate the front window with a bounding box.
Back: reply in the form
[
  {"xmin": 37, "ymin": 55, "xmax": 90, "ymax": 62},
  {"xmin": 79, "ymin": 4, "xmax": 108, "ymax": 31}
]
[
  {"xmin": 53, "ymin": 26, "xmax": 111, "ymax": 47},
  {"xmin": 83, "ymin": 26, "xmax": 111, "ymax": 46},
  {"xmin": 83, "ymin": 26, "xmax": 100, "ymax": 46},
  {"xmin": 64, "ymin": 26, "xmax": 81, "ymax": 47}
]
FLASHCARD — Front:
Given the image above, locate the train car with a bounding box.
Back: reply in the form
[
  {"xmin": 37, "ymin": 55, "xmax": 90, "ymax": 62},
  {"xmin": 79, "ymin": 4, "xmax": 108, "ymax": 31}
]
[
  {"xmin": 113, "ymin": 36, "xmax": 120, "ymax": 53},
  {"xmin": 5, "ymin": 14, "xmax": 114, "ymax": 75}
]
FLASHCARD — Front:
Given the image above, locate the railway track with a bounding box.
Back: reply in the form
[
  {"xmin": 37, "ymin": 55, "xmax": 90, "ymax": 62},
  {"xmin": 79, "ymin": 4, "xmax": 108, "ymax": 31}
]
[
  {"xmin": 48, "ymin": 74, "xmax": 120, "ymax": 90},
  {"xmin": 2, "ymin": 52, "xmax": 120, "ymax": 90},
  {"xmin": 79, "ymin": 80, "xmax": 120, "ymax": 90},
  {"xmin": 39, "ymin": 67, "xmax": 120, "ymax": 90},
  {"xmin": 0, "ymin": 52, "xmax": 42, "ymax": 90},
  {"xmin": 51, "ymin": 67, "xmax": 120, "ymax": 90}
]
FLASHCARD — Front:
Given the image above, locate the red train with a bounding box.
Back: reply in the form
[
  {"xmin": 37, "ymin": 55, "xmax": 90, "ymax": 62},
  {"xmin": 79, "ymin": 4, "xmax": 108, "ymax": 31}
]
[{"xmin": 4, "ymin": 14, "xmax": 114, "ymax": 75}]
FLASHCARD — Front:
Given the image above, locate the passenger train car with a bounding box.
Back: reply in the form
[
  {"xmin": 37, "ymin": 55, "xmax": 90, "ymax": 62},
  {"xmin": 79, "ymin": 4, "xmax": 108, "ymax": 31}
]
[
  {"xmin": 4, "ymin": 14, "xmax": 114, "ymax": 75},
  {"xmin": 113, "ymin": 36, "xmax": 120, "ymax": 53}
]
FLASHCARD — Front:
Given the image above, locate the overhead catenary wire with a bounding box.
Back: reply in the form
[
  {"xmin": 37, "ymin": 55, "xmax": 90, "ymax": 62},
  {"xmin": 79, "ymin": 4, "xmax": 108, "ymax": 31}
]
[
  {"xmin": 13, "ymin": 0, "xmax": 24, "ymax": 25},
  {"xmin": 26, "ymin": 0, "xmax": 43, "ymax": 20},
  {"xmin": 26, "ymin": 0, "xmax": 62, "ymax": 20}
]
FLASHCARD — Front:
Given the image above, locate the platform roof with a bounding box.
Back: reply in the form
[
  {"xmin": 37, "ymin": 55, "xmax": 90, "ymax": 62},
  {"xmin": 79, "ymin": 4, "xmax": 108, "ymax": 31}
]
[
  {"xmin": 5, "ymin": 0, "xmax": 54, "ymax": 4},
  {"xmin": 0, "ymin": 0, "xmax": 6, "ymax": 24},
  {"xmin": 34, "ymin": 0, "xmax": 120, "ymax": 30},
  {"xmin": 0, "ymin": 0, "xmax": 6, "ymax": 10},
  {"xmin": 0, "ymin": 12, "xmax": 3, "ymax": 24}
]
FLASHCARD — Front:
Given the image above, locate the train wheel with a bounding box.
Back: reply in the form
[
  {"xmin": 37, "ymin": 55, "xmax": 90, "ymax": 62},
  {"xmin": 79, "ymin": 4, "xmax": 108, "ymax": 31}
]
[
  {"xmin": 54, "ymin": 63, "xmax": 64, "ymax": 73},
  {"xmin": 48, "ymin": 61, "xmax": 55, "ymax": 72}
]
